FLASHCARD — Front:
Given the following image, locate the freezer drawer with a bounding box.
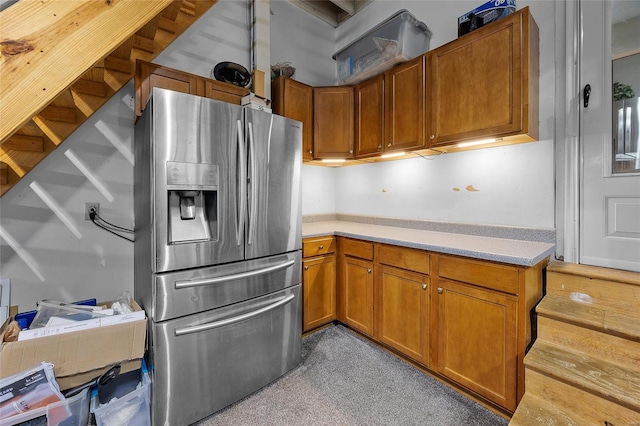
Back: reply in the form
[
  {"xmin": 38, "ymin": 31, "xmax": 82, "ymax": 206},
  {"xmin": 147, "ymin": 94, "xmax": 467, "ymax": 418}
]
[
  {"xmin": 145, "ymin": 251, "xmax": 301, "ymax": 322},
  {"xmin": 149, "ymin": 284, "xmax": 302, "ymax": 426}
]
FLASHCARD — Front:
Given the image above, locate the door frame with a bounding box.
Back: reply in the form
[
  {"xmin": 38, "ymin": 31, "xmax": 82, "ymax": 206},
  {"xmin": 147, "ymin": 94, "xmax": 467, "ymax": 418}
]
[{"xmin": 556, "ymin": 0, "xmax": 581, "ymax": 264}]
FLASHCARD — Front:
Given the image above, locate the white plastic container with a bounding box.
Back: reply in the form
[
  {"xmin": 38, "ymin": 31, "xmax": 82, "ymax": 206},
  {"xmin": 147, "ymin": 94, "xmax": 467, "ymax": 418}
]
[
  {"xmin": 334, "ymin": 9, "xmax": 432, "ymax": 85},
  {"xmin": 91, "ymin": 371, "xmax": 151, "ymax": 426}
]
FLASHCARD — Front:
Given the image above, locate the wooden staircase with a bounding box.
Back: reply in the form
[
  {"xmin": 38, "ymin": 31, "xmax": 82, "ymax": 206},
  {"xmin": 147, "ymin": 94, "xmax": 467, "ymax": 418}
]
[
  {"xmin": 0, "ymin": 0, "xmax": 218, "ymax": 196},
  {"xmin": 510, "ymin": 261, "xmax": 640, "ymax": 425}
]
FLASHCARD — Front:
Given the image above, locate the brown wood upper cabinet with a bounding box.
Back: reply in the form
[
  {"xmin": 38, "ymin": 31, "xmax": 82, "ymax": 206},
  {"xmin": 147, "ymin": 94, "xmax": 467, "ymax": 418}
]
[
  {"xmin": 135, "ymin": 60, "xmax": 248, "ymax": 118},
  {"xmin": 355, "ymin": 74, "xmax": 385, "ymax": 157},
  {"xmin": 355, "ymin": 55, "xmax": 426, "ymax": 158},
  {"xmin": 385, "ymin": 55, "xmax": 426, "ymax": 152},
  {"xmin": 313, "ymin": 86, "xmax": 355, "ymax": 159},
  {"xmin": 426, "ymin": 7, "xmax": 539, "ymax": 148},
  {"xmin": 272, "ymin": 76, "xmax": 314, "ymax": 161}
]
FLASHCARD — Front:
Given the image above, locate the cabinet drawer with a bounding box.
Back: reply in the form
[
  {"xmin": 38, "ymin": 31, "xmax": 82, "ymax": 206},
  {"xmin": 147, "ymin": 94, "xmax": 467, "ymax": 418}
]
[
  {"xmin": 341, "ymin": 238, "xmax": 374, "ymax": 260},
  {"xmin": 378, "ymin": 244, "xmax": 429, "ymax": 275},
  {"xmin": 438, "ymin": 255, "xmax": 519, "ymax": 295},
  {"xmin": 303, "ymin": 237, "xmax": 336, "ymax": 257}
]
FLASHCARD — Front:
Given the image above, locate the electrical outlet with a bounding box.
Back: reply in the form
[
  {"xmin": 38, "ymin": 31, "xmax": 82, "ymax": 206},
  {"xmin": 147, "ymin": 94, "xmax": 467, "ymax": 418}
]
[{"xmin": 85, "ymin": 203, "xmax": 100, "ymax": 220}]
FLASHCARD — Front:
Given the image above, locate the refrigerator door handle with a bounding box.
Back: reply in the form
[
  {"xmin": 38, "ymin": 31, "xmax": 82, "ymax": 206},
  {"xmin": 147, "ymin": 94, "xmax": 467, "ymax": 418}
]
[
  {"xmin": 236, "ymin": 119, "xmax": 246, "ymax": 247},
  {"xmin": 247, "ymin": 121, "xmax": 258, "ymax": 245},
  {"xmin": 174, "ymin": 258, "xmax": 296, "ymax": 289},
  {"xmin": 174, "ymin": 293, "xmax": 295, "ymax": 336}
]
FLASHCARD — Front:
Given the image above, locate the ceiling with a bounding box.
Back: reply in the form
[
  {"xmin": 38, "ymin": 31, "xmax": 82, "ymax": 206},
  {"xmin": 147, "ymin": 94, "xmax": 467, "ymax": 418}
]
[{"xmin": 288, "ymin": 0, "xmax": 372, "ymax": 27}]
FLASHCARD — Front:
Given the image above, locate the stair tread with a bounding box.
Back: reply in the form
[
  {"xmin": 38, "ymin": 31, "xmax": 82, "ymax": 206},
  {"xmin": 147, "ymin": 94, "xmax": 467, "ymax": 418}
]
[
  {"xmin": 537, "ymin": 293, "xmax": 640, "ymax": 342},
  {"xmin": 547, "ymin": 260, "xmax": 640, "ymax": 287},
  {"xmin": 524, "ymin": 340, "xmax": 640, "ymax": 411},
  {"xmin": 509, "ymin": 394, "xmax": 586, "ymax": 426}
]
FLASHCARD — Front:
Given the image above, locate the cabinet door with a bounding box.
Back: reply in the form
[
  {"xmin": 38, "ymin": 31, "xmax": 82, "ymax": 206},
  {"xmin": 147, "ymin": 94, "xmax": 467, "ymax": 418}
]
[
  {"xmin": 436, "ymin": 279, "xmax": 518, "ymax": 411},
  {"xmin": 427, "ymin": 9, "xmax": 536, "ymax": 147},
  {"xmin": 204, "ymin": 81, "xmax": 246, "ymax": 105},
  {"xmin": 303, "ymin": 255, "xmax": 336, "ymax": 332},
  {"xmin": 385, "ymin": 55, "xmax": 425, "ymax": 152},
  {"xmin": 355, "ymin": 74, "xmax": 385, "ymax": 158},
  {"xmin": 272, "ymin": 77, "xmax": 314, "ymax": 161},
  {"xmin": 313, "ymin": 86, "xmax": 355, "ymax": 159},
  {"xmin": 135, "ymin": 60, "xmax": 203, "ymax": 117},
  {"xmin": 378, "ymin": 265, "xmax": 430, "ymax": 366},
  {"xmin": 342, "ymin": 256, "xmax": 374, "ymax": 336}
]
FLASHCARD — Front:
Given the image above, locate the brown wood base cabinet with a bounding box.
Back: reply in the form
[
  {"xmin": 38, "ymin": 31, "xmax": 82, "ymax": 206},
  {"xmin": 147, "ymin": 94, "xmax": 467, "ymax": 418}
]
[
  {"xmin": 302, "ymin": 237, "xmax": 336, "ymax": 332},
  {"xmin": 338, "ymin": 238, "xmax": 375, "ymax": 336},
  {"xmin": 436, "ymin": 278, "xmax": 518, "ymax": 410},
  {"xmin": 377, "ymin": 263, "xmax": 430, "ymax": 367},
  {"xmin": 376, "ymin": 244, "xmax": 431, "ymax": 367},
  {"xmin": 331, "ymin": 236, "xmax": 545, "ymax": 413}
]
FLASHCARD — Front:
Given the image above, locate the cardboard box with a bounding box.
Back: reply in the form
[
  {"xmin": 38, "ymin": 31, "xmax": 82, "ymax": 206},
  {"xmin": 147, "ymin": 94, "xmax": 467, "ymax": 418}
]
[
  {"xmin": 458, "ymin": 0, "xmax": 516, "ymax": 37},
  {"xmin": 251, "ymin": 69, "xmax": 266, "ymax": 98},
  {"xmin": 0, "ymin": 301, "xmax": 146, "ymax": 390}
]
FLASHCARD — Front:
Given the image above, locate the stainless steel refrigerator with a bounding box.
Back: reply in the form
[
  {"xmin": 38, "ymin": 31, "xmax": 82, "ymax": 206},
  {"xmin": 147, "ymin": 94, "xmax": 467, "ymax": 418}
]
[{"xmin": 134, "ymin": 88, "xmax": 302, "ymax": 426}]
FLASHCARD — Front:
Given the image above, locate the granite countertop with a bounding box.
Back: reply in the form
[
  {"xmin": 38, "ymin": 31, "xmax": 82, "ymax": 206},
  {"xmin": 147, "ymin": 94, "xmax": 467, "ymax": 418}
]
[{"xmin": 302, "ymin": 219, "xmax": 556, "ymax": 267}]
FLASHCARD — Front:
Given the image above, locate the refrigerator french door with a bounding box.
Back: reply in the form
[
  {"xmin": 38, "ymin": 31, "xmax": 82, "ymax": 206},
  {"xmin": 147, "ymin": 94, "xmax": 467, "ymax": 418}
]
[
  {"xmin": 135, "ymin": 88, "xmax": 301, "ymax": 275},
  {"xmin": 134, "ymin": 88, "xmax": 302, "ymax": 426}
]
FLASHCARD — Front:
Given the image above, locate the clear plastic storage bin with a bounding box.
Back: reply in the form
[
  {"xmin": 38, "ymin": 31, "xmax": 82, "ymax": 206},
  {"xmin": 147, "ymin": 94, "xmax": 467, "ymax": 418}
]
[
  {"xmin": 91, "ymin": 370, "xmax": 151, "ymax": 426},
  {"xmin": 334, "ymin": 9, "xmax": 431, "ymax": 85},
  {"xmin": 0, "ymin": 388, "xmax": 90, "ymax": 426}
]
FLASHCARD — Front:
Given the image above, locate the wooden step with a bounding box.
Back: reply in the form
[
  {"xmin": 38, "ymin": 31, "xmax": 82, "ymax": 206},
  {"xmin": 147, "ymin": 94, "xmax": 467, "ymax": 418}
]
[
  {"xmin": 537, "ymin": 293, "xmax": 640, "ymax": 343},
  {"xmin": 512, "ymin": 368, "xmax": 640, "ymax": 425},
  {"xmin": 509, "ymin": 394, "xmax": 587, "ymax": 426},
  {"xmin": 546, "ymin": 261, "xmax": 640, "ymax": 317},
  {"xmin": 524, "ymin": 340, "xmax": 640, "ymax": 412},
  {"xmin": 536, "ymin": 315, "xmax": 640, "ymax": 372}
]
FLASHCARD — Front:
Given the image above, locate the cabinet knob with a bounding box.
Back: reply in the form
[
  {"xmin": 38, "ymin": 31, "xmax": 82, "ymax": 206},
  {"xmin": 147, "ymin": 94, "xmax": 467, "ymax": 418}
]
[
  {"xmin": 430, "ymin": 135, "xmax": 435, "ymax": 140},
  {"xmin": 377, "ymin": 144, "xmax": 382, "ymax": 149},
  {"xmin": 367, "ymin": 268, "xmax": 372, "ymax": 274},
  {"xmin": 304, "ymin": 266, "xmax": 309, "ymax": 271},
  {"xmin": 309, "ymin": 150, "xmax": 313, "ymax": 154},
  {"xmin": 349, "ymin": 149, "xmax": 353, "ymax": 154},
  {"xmin": 319, "ymin": 245, "xmax": 324, "ymax": 249},
  {"xmin": 387, "ymin": 143, "xmax": 392, "ymax": 147},
  {"xmin": 422, "ymin": 283, "xmax": 427, "ymax": 290},
  {"xmin": 437, "ymin": 287, "xmax": 443, "ymax": 294}
]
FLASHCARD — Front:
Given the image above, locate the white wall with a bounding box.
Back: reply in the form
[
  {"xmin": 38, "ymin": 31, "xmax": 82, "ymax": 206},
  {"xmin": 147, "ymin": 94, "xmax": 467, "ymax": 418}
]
[
  {"xmin": 302, "ymin": 1, "xmax": 557, "ymax": 228},
  {"xmin": 270, "ymin": 0, "xmax": 337, "ymax": 86},
  {"xmin": 334, "ymin": 141, "xmax": 554, "ymax": 227}
]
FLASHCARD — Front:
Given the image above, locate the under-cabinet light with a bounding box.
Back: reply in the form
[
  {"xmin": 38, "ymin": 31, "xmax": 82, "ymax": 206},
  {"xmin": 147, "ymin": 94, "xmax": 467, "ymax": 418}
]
[
  {"xmin": 457, "ymin": 138, "xmax": 496, "ymax": 148},
  {"xmin": 321, "ymin": 158, "xmax": 346, "ymax": 163},
  {"xmin": 381, "ymin": 151, "xmax": 406, "ymax": 159}
]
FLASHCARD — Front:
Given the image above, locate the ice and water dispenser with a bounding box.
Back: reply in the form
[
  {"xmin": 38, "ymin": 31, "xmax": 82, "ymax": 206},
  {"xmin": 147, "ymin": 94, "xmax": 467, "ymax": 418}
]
[{"xmin": 166, "ymin": 161, "xmax": 218, "ymax": 244}]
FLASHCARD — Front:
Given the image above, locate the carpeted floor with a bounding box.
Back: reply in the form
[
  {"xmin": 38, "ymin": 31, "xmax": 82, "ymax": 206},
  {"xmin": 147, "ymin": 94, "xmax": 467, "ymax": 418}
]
[{"xmin": 195, "ymin": 325, "xmax": 509, "ymax": 426}]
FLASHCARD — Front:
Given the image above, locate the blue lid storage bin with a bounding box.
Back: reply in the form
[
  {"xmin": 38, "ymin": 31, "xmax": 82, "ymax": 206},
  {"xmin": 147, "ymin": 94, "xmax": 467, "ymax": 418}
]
[{"xmin": 333, "ymin": 9, "xmax": 431, "ymax": 85}]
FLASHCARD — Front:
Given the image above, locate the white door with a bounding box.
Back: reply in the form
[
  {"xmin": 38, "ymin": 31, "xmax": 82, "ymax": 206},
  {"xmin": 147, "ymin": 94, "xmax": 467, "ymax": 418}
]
[{"xmin": 580, "ymin": 0, "xmax": 640, "ymax": 272}]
